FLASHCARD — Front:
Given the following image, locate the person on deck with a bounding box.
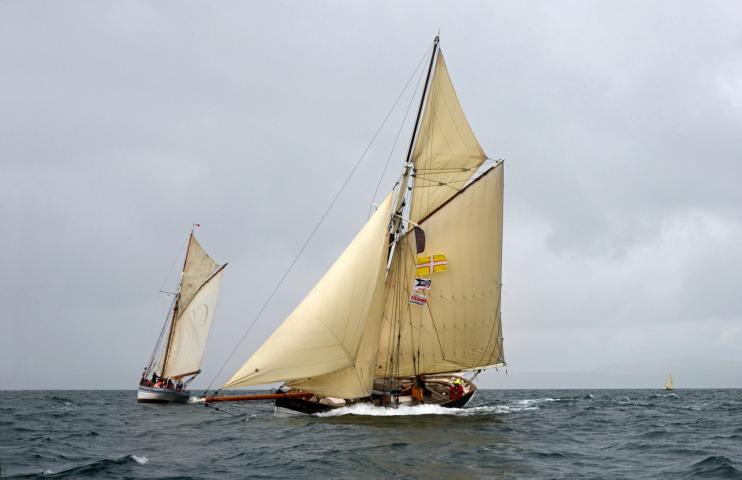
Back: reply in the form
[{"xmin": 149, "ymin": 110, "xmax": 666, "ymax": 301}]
[{"xmin": 449, "ymin": 378, "xmax": 464, "ymax": 401}]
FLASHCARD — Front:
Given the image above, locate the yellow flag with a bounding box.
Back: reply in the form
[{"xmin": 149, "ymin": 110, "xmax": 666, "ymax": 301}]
[{"xmin": 415, "ymin": 255, "xmax": 448, "ymax": 276}]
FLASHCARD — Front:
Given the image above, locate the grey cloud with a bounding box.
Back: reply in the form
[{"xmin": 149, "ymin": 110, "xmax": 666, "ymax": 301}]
[{"xmin": 2, "ymin": 1, "xmax": 741, "ymax": 389}]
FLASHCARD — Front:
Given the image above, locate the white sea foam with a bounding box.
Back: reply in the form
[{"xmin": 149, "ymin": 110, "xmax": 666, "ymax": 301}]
[
  {"xmin": 131, "ymin": 455, "xmax": 149, "ymax": 465},
  {"xmin": 314, "ymin": 402, "xmax": 532, "ymax": 417},
  {"xmin": 513, "ymin": 398, "xmax": 558, "ymax": 406},
  {"xmin": 42, "ymin": 470, "xmax": 54, "ymax": 475},
  {"xmin": 308, "ymin": 396, "xmax": 559, "ymax": 417},
  {"xmin": 316, "ymin": 403, "xmax": 460, "ymax": 417}
]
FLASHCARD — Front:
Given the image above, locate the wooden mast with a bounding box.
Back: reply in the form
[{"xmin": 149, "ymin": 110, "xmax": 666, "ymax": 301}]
[
  {"xmin": 387, "ymin": 35, "xmax": 439, "ymax": 266},
  {"xmin": 161, "ymin": 227, "xmax": 195, "ymax": 377},
  {"xmin": 404, "ymin": 35, "xmax": 439, "ymax": 177}
]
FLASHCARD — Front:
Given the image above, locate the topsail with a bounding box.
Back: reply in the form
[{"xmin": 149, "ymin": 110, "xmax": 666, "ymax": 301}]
[{"xmin": 409, "ymin": 52, "xmax": 488, "ymax": 223}]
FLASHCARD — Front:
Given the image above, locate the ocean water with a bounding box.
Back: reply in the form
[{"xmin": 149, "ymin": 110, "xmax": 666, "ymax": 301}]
[{"xmin": 1, "ymin": 389, "xmax": 741, "ymax": 479}]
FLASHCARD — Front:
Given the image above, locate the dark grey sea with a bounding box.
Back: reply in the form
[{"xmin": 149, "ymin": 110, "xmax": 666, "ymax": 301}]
[{"xmin": 1, "ymin": 389, "xmax": 741, "ymax": 479}]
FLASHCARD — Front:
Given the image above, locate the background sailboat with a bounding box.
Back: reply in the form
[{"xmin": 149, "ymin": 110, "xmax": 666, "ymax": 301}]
[
  {"xmin": 204, "ymin": 36, "xmax": 504, "ymax": 414},
  {"xmin": 138, "ymin": 229, "xmax": 227, "ymax": 403},
  {"xmin": 664, "ymin": 373, "xmax": 674, "ymax": 391}
]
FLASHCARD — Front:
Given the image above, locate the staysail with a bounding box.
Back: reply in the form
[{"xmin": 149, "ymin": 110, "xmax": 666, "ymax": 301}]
[
  {"xmin": 223, "ymin": 196, "xmax": 393, "ymax": 397},
  {"xmin": 377, "ymin": 164, "xmax": 504, "ymax": 378},
  {"xmin": 160, "ymin": 234, "xmax": 225, "ymax": 379}
]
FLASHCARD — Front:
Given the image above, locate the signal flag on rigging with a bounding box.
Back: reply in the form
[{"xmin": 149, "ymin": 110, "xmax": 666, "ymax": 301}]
[
  {"xmin": 415, "ymin": 255, "xmax": 448, "ymax": 276},
  {"xmin": 408, "ymin": 292, "xmax": 427, "ymax": 305}
]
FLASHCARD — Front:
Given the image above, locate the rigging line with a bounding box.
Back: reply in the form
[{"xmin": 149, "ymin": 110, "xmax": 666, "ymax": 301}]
[
  {"xmin": 412, "ymin": 183, "xmax": 464, "ymax": 193},
  {"xmin": 144, "ymin": 232, "xmax": 191, "ymax": 373},
  {"xmin": 368, "ymin": 42, "xmax": 434, "ymax": 218},
  {"xmin": 145, "ymin": 295, "xmax": 176, "ymax": 375},
  {"xmin": 158, "ymin": 233, "xmax": 191, "ymax": 294},
  {"xmin": 202, "ymin": 402, "xmax": 242, "ymax": 418},
  {"xmin": 203, "ymin": 45, "xmax": 434, "ymax": 396},
  {"xmin": 404, "ymin": 241, "xmax": 423, "ymax": 377}
]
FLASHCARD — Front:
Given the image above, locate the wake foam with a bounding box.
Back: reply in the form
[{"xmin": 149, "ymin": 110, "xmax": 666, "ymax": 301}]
[
  {"xmin": 513, "ymin": 398, "xmax": 558, "ymax": 407},
  {"xmin": 316, "ymin": 403, "xmax": 460, "ymax": 417},
  {"xmin": 314, "ymin": 399, "xmax": 553, "ymax": 417}
]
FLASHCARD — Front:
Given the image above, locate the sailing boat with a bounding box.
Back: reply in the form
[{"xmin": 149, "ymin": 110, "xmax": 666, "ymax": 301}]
[
  {"xmin": 664, "ymin": 373, "xmax": 674, "ymax": 391},
  {"xmin": 204, "ymin": 36, "xmax": 504, "ymax": 414},
  {"xmin": 137, "ymin": 228, "xmax": 227, "ymax": 403}
]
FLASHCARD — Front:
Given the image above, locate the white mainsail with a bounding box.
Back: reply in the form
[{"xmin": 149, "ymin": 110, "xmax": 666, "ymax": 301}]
[
  {"xmin": 664, "ymin": 373, "xmax": 674, "ymax": 390},
  {"xmin": 377, "ymin": 165, "xmax": 504, "ymax": 378},
  {"xmin": 160, "ymin": 234, "xmax": 225, "ymax": 379},
  {"xmin": 162, "ymin": 268, "xmax": 225, "ymax": 378},
  {"xmin": 224, "ymin": 195, "xmax": 393, "ymax": 396}
]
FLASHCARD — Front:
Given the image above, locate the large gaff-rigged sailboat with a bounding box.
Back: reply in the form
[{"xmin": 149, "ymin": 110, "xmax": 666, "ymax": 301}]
[
  {"xmin": 137, "ymin": 229, "xmax": 227, "ymax": 403},
  {"xmin": 205, "ymin": 37, "xmax": 505, "ymax": 414}
]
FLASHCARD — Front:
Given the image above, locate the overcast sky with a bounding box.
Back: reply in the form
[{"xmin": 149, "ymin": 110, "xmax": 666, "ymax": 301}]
[{"xmin": 2, "ymin": 1, "xmax": 741, "ymax": 390}]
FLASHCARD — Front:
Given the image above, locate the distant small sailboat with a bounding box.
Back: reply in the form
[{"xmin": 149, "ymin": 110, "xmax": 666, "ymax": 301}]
[
  {"xmin": 664, "ymin": 373, "xmax": 674, "ymax": 391},
  {"xmin": 137, "ymin": 227, "xmax": 227, "ymax": 403}
]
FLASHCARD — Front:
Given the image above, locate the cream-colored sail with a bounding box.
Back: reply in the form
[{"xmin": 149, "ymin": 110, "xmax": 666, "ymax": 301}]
[
  {"xmin": 664, "ymin": 373, "xmax": 674, "ymax": 390},
  {"xmin": 376, "ymin": 164, "xmax": 504, "ymax": 378},
  {"xmin": 409, "ymin": 50, "xmax": 488, "ymax": 224},
  {"xmin": 178, "ymin": 236, "xmax": 220, "ymax": 315},
  {"xmin": 162, "ymin": 267, "xmax": 225, "ymax": 378},
  {"xmin": 224, "ymin": 196, "xmax": 393, "ymax": 392}
]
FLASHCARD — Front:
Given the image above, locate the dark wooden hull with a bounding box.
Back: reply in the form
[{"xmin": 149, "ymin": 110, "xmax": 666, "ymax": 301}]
[
  {"xmin": 274, "ymin": 388, "xmax": 475, "ymax": 415},
  {"xmin": 275, "ymin": 396, "xmax": 337, "ymax": 414}
]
